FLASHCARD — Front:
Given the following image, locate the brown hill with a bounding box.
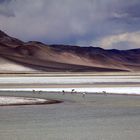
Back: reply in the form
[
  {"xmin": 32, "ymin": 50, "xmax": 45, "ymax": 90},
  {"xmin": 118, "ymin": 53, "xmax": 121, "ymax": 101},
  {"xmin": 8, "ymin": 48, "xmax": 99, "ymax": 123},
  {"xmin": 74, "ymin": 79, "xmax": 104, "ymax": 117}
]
[{"xmin": 0, "ymin": 30, "xmax": 140, "ymax": 72}]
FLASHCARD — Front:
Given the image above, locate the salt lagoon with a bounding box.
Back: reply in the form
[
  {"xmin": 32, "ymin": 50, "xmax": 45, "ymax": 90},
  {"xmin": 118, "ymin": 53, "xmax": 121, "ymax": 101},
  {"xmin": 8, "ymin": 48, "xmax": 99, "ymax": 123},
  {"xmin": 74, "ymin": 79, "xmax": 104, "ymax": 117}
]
[
  {"xmin": 0, "ymin": 74, "xmax": 140, "ymax": 140},
  {"xmin": 0, "ymin": 91, "xmax": 140, "ymax": 140}
]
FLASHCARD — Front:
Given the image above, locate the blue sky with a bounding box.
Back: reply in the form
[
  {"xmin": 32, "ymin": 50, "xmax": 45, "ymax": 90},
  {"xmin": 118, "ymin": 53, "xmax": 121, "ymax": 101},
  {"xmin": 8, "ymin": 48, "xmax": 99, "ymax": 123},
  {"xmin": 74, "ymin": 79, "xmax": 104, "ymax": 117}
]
[{"xmin": 0, "ymin": 0, "xmax": 140, "ymax": 50}]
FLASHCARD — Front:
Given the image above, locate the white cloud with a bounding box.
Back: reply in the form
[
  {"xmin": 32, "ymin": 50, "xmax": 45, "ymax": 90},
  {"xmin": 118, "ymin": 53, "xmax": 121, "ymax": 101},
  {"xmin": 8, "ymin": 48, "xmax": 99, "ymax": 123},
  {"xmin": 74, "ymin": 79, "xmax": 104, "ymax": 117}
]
[{"xmin": 97, "ymin": 31, "xmax": 140, "ymax": 49}]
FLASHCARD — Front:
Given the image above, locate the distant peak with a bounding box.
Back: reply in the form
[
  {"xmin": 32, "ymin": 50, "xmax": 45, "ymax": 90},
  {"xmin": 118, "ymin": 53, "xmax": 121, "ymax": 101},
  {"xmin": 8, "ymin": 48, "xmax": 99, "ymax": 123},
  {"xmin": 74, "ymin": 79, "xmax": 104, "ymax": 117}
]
[
  {"xmin": 27, "ymin": 41, "xmax": 46, "ymax": 45},
  {"xmin": 0, "ymin": 30, "xmax": 8, "ymax": 38}
]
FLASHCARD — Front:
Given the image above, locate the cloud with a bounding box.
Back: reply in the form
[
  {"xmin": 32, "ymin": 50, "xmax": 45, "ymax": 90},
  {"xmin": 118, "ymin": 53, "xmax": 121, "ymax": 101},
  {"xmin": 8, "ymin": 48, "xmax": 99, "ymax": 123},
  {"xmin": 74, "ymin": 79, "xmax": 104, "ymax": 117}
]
[
  {"xmin": 0, "ymin": 0, "xmax": 140, "ymax": 49},
  {"xmin": 97, "ymin": 31, "xmax": 140, "ymax": 50},
  {"xmin": 0, "ymin": 0, "xmax": 15, "ymax": 17}
]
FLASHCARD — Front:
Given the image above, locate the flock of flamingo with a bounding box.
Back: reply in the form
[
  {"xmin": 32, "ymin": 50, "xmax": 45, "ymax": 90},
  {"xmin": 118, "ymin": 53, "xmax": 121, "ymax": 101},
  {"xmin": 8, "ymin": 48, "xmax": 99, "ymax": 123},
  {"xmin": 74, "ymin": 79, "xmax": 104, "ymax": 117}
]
[
  {"xmin": 32, "ymin": 89, "xmax": 107, "ymax": 98},
  {"xmin": 32, "ymin": 89, "xmax": 87, "ymax": 98}
]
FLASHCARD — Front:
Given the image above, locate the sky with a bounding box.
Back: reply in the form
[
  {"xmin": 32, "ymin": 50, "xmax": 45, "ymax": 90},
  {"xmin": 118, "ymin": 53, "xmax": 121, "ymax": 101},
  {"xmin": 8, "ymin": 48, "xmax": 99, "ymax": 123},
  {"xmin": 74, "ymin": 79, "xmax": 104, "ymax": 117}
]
[{"xmin": 0, "ymin": 0, "xmax": 140, "ymax": 50}]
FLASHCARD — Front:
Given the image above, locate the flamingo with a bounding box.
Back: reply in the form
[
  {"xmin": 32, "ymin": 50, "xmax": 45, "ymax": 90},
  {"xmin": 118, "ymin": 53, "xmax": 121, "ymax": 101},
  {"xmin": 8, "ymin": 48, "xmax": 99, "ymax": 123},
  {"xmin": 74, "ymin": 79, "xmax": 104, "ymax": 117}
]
[
  {"xmin": 71, "ymin": 89, "xmax": 75, "ymax": 94},
  {"xmin": 103, "ymin": 91, "xmax": 107, "ymax": 95},
  {"xmin": 32, "ymin": 90, "xmax": 36, "ymax": 94},
  {"xmin": 82, "ymin": 92, "xmax": 87, "ymax": 98},
  {"xmin": 62, "ymin": 90, "xmax": 65, "ymax": 95}
]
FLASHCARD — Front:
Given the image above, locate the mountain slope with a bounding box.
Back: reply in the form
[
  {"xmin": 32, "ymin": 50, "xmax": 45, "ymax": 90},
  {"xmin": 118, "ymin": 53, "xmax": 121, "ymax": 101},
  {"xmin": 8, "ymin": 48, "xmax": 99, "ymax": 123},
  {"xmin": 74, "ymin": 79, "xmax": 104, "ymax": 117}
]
[{"xmin": 0, "ymin": 30, "xmax": 139, "ymax": 72}]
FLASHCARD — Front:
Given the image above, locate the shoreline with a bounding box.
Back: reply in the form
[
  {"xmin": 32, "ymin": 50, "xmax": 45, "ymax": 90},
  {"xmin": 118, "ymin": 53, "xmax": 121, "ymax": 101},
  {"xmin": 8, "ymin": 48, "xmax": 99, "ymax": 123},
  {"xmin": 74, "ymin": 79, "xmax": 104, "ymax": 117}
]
[
  {"xmin": 0, "ymin": 82, "xmax": 140, "ymax": 88},
  {"xmin": 0, "ymin": 86, "xmax": 140, "ymax": 95},
  {"xmin": 0, "ymin": 72, "xmax": 140, "ymax": 77}
]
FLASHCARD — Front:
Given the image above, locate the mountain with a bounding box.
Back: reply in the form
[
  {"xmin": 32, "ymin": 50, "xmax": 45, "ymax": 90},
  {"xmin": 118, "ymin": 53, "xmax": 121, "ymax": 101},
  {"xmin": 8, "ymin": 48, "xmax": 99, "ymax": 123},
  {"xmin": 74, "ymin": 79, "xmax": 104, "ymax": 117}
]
[{"xmin": 0, "ymin": 30, "xmax": 140, "ymax": 73}]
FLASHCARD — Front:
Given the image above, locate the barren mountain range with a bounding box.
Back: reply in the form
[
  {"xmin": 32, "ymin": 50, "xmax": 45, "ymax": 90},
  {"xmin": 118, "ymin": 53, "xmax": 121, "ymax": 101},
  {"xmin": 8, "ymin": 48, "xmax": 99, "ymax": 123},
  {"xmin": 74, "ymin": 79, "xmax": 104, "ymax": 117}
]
[{"xmin": 0, "ymin": 30, "xmax": 140, "ymax": 73}]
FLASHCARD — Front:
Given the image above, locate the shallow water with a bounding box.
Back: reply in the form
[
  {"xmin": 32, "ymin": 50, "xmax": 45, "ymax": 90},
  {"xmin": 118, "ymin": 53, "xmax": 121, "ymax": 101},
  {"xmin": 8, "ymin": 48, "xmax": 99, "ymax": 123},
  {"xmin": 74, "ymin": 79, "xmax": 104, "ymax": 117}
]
[
  {"xmin": 0, "ymin": 92, "xmax": 140, "ymax": 140},
  {"xmin": 0, "ymin": 75, "xmax": 140, "ymax": 140}
]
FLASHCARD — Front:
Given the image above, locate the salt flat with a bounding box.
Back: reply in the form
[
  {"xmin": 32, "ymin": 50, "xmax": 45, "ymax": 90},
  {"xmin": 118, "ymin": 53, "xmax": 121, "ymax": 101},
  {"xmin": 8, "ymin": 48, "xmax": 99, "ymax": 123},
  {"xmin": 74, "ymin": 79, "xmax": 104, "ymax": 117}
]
[
  {"xmin": 0, "ymin": 75, "xmax": 140, "ymax": 84},
  {"xmin": 0, "ymin": 96, "xmax": 47, "ymax": 105},
  {"xmin": 0, "ymin": 74, "xmax": 139, "ymax": 95}
]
